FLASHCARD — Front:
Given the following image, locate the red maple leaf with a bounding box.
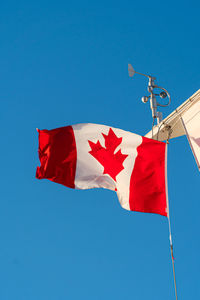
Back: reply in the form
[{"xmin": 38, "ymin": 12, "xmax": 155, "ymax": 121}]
[{"xmin": 88, "ymin": 128, "xmax": 128, "ymax": 181}]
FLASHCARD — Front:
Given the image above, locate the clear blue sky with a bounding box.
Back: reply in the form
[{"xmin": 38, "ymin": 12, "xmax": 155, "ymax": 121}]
[{"xmin": 1, "ymin": 1, "xmax": 200, "ymax": 299}]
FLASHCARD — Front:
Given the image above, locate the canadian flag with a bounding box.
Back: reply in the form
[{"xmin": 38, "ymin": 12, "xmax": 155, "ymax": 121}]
[{"xmin": 36, "ymin": 123, "xmax": 168, "ymax": 216}]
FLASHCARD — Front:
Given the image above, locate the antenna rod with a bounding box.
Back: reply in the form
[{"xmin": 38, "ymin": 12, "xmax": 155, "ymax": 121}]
[{"xmin": 134, "ymin": 70, "xmax": 155, "ymax": 79}]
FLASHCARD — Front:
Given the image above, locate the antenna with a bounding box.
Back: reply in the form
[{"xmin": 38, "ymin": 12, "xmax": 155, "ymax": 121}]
[{"xmin": 128, "ymin": 64, "xmax": 171, "ymax": 126}]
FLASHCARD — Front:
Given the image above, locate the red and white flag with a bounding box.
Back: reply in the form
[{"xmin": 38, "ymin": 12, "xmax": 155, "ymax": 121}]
[{"xmin": 36, "ymin": 123, "xmax": 168, "ymax": 216}]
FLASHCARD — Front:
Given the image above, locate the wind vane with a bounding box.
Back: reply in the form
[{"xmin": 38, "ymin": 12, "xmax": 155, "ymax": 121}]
[{"xmin": 128, "ymin": 64, "xmax": 171, "ymax": 128}]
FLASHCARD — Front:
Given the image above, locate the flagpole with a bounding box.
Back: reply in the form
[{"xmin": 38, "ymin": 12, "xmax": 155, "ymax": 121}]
[
  {"xmin": 166, "ymin": 142, "xmax": 178, "ymax": 300},
  {"xmin": 168, "ymin": 212, "xmax": 178, "ymax": 300}
]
